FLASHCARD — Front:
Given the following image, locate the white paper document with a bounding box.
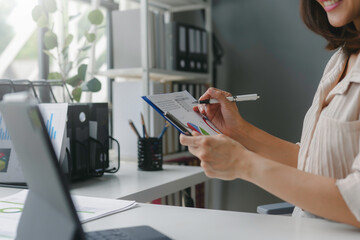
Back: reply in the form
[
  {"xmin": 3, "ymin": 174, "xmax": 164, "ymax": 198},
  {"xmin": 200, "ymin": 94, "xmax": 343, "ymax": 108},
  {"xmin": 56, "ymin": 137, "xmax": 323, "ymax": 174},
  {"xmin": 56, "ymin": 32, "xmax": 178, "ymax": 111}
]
[
  {"xmin": 0, "ymin": 190, "xmax": 137, "ymax": 239},
  {"xmin": 144, "ymin": 90, "xmax": 221, "ymax": 135}
]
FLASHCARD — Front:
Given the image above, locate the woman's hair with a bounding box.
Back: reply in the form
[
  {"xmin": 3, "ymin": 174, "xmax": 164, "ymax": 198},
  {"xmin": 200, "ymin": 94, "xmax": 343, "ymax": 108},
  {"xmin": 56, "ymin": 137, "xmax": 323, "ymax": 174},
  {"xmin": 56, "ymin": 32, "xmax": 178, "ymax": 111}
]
[{"xmin": 300, "ymin": 0, "xmax": 360, "ymax": 55}]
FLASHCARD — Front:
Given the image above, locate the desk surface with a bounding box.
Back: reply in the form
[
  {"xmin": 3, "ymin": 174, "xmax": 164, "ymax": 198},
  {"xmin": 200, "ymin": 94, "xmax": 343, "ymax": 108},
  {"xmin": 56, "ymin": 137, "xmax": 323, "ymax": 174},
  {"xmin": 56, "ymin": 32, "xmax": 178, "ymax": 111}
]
[
  {"xmin": 71, "ymin": 162, "xmax": 208, "ymax": 203},
  {"xmin": 0, "ymin": 162, "xmax": 358, "ymax": 239},
  {"xmin": 84, "ymin": 203, "xmax": 360, "ymax": 240},
  {"xmin": 70, "ymin": 161, "xmax": 207, "ymax": 202},
  {"xmin": 0, "ymin": 162, "xmax": 207, "ymax": 203}
]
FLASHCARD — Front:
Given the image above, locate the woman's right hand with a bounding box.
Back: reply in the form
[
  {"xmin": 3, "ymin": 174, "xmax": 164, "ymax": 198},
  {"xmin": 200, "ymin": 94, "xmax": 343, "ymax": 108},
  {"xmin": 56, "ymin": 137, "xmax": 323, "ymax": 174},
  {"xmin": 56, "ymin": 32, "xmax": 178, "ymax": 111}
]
[{"xmin": 194, "ymin": 87, "xmax": 245, "ymax": 137}]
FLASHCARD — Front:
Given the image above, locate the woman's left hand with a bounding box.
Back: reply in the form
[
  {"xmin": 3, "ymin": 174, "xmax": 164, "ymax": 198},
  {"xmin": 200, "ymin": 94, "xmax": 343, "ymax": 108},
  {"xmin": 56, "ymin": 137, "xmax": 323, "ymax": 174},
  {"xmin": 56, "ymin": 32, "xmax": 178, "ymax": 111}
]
[{"xmin": 180, "ymin": 133, "xmax": 253, "ymax": 181}]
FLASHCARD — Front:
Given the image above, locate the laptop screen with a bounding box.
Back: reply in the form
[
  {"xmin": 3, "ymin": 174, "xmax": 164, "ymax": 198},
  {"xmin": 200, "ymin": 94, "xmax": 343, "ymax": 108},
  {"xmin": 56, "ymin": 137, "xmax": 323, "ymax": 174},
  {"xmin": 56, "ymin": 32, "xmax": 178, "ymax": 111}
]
[
  {"xmin": 0, "ymin": 92, "xmax": 171, "ymax": 240},
  {"xmin": 0, "ymin": 97, "xmax": 85, "ymax": 240}
]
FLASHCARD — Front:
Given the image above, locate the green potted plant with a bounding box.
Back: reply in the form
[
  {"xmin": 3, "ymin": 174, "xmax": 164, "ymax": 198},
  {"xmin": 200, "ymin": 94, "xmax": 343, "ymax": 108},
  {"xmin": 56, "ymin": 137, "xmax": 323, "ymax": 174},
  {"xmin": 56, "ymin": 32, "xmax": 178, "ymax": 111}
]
[{"xmin": 32, "ymin": 0, "xmax": 104, "ymax": 102}]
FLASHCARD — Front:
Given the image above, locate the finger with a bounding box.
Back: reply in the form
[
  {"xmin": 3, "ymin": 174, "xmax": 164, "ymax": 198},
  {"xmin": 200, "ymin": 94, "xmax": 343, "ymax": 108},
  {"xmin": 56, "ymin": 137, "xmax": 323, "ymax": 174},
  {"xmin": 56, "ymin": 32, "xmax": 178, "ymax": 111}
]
[
  {"xmin": 198, "ymin": 87, "xmax": 225, "ymax": 101},
  {"xmin": 180, "ymin": 133, "xmax": 200, "ymax": 147},
  {"xmin": 200, "ymin": 161, "xmax": 216, "ymax": 178},
  {"xmin": 193, "ymin": 105, "xmax": 199, "ymax": 112},
  {"xmin": 192, "ymin": 131, "xmax": 201, "ymax": 136},
  {"xmin": 198, "ymin": 104, "xmax": 206, "ymax": 114},
  {"xmin": 208, "ymin": 88, "xmax": 232, "ymax": 105},
  {"xmin": 198, "ymin": 89, "xmax": 213, "ymax": 101},
  {"xmin": 187, "ymin": 145, "xmax": 201, "ymax": 158}
]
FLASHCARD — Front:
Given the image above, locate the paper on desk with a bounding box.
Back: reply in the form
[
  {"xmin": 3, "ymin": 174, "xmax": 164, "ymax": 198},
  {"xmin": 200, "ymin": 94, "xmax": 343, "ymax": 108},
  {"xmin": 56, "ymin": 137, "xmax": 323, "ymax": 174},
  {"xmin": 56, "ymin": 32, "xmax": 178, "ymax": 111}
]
[
  {"xmin": 38, "ymin": 103, "xmax": 68, "ymax": 162},
  {"xmin": 0, "ymin": 190, "xmax": 137, "ymax": 239}
]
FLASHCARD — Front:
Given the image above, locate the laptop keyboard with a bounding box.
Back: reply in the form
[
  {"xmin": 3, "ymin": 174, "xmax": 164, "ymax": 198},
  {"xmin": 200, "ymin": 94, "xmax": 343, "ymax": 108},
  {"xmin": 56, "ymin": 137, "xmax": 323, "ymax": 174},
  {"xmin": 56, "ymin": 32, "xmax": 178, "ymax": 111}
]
[{"xmin": 85, "ymin": 229, "xmax": 132, "ymax": 240}]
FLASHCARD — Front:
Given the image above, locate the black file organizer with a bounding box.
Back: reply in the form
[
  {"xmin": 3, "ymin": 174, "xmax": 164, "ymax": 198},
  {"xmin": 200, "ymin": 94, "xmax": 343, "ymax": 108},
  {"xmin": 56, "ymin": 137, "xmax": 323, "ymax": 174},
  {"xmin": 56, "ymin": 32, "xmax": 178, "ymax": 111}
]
[{"xmin": 0, "ymin": 79, "xmax": 120, "ymax": 181}]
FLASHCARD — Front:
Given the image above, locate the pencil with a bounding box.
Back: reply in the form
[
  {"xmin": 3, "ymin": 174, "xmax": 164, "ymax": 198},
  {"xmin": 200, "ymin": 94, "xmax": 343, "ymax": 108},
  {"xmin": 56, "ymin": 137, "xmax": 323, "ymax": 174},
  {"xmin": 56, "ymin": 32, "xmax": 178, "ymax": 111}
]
[
  {"xmin": 128, "ymin": 120, "xmax": 141, "ymax": 138},
  {"xmin": 140, "ymin": 113, "xmax": 149, "ymax": 138},
  {"xmin": 158, "ymin": 122, "xmax": 170, "ymax": 139}
]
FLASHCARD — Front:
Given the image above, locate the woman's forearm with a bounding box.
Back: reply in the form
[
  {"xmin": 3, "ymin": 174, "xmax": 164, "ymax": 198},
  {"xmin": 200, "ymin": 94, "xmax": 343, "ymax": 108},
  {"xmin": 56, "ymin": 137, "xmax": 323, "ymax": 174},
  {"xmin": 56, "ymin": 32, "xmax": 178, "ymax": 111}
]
[
  {"xmin": 243, "ymin": 154, "xmax": 360, "ymax": 227},
  {"xmin": 231, "ymin": 121, "xmax": 299, "ymax": 168}
]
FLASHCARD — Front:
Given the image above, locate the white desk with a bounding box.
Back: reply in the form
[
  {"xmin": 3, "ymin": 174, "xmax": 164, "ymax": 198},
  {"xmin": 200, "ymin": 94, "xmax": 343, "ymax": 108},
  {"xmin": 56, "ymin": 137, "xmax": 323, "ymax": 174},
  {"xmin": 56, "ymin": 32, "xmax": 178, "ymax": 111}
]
[
  {"xmin": 71, "ymin": 161, "xmax": 207, "ymax": 202},
  {"xmin": 84, "ymin": 203, "xmax": 360, "ymax": 240},
  {"xmin": 0, "ymin": 162, "xmax": 207, "ymax": 203},
  {"xmin": 0, "ymin": 162, "xmax": 358, "ymax": 239}
]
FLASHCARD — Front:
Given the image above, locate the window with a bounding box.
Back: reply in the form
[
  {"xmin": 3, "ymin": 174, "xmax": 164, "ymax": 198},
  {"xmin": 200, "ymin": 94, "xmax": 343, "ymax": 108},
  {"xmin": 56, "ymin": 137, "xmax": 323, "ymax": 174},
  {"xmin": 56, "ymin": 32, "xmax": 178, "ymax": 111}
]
[
  {"xmin": 0, "ymin": 0, "xmax": 114, "ymax": 103},
  {"xmin": 0, "ymin": 0, "xmax": 38, "ymax": 80}
]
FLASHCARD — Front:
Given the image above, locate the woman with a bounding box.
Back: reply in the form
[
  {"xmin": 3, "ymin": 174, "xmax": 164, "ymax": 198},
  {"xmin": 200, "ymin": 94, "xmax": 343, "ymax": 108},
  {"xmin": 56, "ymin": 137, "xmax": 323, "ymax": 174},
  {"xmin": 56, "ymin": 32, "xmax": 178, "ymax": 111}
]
[{"xmin": 180, "ymin": 0, "xmax": 360, "ymax": 227}]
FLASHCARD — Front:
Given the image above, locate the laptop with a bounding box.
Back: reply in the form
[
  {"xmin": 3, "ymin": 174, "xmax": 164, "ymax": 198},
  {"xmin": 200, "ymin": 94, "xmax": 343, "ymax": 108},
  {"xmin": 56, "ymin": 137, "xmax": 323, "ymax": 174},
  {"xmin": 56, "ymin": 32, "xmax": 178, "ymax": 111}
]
[{"xmin": 0, "ymin": 92, "xmax": 171, "ymax": 240}]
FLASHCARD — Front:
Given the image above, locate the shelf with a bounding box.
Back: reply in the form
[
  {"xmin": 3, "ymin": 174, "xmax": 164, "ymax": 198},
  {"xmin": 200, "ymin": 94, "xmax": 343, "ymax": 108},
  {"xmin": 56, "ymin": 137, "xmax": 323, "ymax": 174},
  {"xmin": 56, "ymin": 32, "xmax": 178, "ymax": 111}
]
[
  {"xmin": 163, "ymin": 151, "xmax": 195, "ymax": 162},
  {"xmin": 140, "ymin": 0, "xmax": 208, "ymax": 12},
  {"xmin": 97, "ymin": 68, "xmax": 210, "ymax": 83}
]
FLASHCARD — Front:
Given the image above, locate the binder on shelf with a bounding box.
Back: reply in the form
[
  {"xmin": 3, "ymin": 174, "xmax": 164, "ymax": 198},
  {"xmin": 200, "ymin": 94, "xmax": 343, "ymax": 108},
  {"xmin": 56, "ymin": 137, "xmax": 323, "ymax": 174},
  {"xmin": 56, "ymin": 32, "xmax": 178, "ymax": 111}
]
[
  {"xmin": 154, "ymin": 11, "xmax": 166, "ymax": 69},
  {"xmin": 166, "ymin": 22, "xmax": 188, "ymax": 72},
  {"xmin": 166, "ymin": 22, "xmax": 209, "ymax": 73},
  {"xmin": 201, "ymin": 29, "xmax": 209, "ymax": 73}
]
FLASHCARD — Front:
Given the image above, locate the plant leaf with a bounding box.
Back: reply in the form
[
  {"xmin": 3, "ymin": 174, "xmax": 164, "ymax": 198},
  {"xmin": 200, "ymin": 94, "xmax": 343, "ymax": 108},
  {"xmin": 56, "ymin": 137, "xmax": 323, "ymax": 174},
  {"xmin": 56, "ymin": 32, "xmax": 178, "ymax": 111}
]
[
  {"xmin": 82, "ymin": 78, "xmax": 101, "ymax": 92},
  {"xmin": 69, "ymin": 12, "xmax": 81, "ymax": 21},
  {"xmin": 44, "ymin": 31, "xmax": 58, "ymax": 50},
  {"xmin": 77, "ymin": 56, "xmax": 88, "ymax": 65},
  {"xmin": 62, "ymin": 47, "xmax": 68, "ymax": 60},
  {"xmin": 66, "ymin": 75, "xmax": 81, "ymax": 87},
  {"xmin": 65, "ymin": 61, "xmax": 73, "ymax": 74},
  {"xmin": 38, "ymin": 15, "xmax": 48, "ymax": 28},
  {"xmin": 72, "ymin": 87, "xmax": 82, "ymax": 102},
  {"xmin": 85, "ymin": 33, "xmax": 96, "ymax": 43},
  {"xmin": 44, "ymin": 0, "xmax": 57, "ymax": 13},
  {"xmin": 80, "ymin": 45, "xmax": 91, "ymax": 51},
  {"xmin": 77, "ymin": 64, "xmax": 87, "ymax": 81},
  {"xmin": 48, "ymin": 72, "xmax": 62, "ymax": 80},
  {"xmin": 88, "ymin": 10, "xmax": 104, "ymax": 25},
  {"xmin": 43, "ymin": 50, "xmax": 55, "ymax": 60},
  {"xmin": 32, "ymin": 5, "xmax": 43, "ymax": 22},
  {"xmin": 64, "ymin": 34, "xmax": 73, "ymax": 48}
]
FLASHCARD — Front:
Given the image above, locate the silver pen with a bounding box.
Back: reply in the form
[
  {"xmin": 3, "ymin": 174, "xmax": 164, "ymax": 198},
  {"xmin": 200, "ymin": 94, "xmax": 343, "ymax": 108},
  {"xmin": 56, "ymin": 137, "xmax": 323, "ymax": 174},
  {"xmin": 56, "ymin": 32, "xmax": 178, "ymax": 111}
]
[{"xmin": 193, "ymin": 94, "xmax": 260, "ymax": 104}]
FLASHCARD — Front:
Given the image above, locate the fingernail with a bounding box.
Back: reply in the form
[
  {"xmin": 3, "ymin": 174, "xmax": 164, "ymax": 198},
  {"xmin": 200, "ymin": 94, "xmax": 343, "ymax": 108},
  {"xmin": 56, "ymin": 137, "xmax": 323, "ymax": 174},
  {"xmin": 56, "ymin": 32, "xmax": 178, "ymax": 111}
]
[{"xmin": 199, "ymin": 105, "xmax": 204, "ymax": 112}]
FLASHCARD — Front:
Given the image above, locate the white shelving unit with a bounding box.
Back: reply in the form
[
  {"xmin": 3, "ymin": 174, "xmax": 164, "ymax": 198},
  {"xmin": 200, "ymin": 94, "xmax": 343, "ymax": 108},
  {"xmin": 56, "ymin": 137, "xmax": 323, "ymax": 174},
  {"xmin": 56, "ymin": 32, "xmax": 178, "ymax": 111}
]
[
  {"xmin": 105, "ymin": 0, "xmax": 213, "ymax": 129},
  {"xmin": 98, "ymin": 68, "xmax": 210, "ymax": 83}
]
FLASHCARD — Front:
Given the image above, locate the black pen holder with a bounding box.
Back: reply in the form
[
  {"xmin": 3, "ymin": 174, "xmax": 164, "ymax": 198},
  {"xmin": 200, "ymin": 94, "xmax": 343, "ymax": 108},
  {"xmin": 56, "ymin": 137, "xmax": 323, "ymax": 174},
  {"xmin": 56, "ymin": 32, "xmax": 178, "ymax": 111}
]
[{"xmin": 138, "ymin": 137, "xmax": 163, "ymax": 171}]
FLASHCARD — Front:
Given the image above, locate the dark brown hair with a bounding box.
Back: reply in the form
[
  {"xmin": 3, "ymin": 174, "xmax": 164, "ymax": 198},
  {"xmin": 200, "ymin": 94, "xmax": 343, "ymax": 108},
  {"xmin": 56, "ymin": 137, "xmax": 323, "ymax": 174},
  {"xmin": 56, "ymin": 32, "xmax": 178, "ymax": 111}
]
[{"xmin": 300, "ymin": 0, "xmax": 360, "ymax": 55}]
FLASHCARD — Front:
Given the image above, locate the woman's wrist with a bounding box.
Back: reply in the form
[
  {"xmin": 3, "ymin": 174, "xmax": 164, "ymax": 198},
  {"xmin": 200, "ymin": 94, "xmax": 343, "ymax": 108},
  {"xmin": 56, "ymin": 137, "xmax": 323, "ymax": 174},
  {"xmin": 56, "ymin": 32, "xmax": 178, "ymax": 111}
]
[
  {"xmin": 235, "ymin": 148, "xmax": 257, "ymax": 181},
  {"xmin": 229, "ymin": 118, "xmax": 251, "ymax": 143}
]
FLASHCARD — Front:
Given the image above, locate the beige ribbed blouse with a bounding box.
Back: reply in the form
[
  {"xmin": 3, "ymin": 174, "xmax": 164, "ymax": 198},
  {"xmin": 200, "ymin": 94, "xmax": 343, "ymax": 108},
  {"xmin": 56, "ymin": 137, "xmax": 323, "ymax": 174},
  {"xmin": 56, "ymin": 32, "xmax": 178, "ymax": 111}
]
[{"xmin": 292, "ymin": 49, "xmax": 360, "ymax": 221}]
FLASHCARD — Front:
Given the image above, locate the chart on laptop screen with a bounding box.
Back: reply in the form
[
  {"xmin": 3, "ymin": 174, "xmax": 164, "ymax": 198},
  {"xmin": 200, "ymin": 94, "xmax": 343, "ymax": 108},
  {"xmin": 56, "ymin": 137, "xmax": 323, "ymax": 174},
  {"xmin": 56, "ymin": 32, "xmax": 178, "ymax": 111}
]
[{"xmin": 0, "ymin": 115, "xmax": 12, "ymax": 173}]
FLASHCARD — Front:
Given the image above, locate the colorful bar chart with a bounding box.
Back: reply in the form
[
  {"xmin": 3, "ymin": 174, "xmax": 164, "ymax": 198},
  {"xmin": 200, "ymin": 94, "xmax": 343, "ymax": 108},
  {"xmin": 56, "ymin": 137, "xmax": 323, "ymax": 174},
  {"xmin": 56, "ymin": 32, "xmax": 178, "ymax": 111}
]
[
  {"xmin": 45, "ymin": 113, "xmax": 57, "ymax": 140},
  {"xmin": 0, "ymin": 116, "xmax": 10, "ymax": 141}
]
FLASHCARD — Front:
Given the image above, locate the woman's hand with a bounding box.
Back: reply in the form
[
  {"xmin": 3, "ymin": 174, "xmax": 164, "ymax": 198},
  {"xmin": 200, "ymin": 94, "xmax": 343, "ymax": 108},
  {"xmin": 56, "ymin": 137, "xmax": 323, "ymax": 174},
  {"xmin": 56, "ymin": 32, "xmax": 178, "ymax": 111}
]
[
  {"xmin": 194, "ymin": 88, "xmax": 244, "ymax": 138},
  {"xmin": 180, "ymin": 132, "xmax": 254, "ymax": 181}
]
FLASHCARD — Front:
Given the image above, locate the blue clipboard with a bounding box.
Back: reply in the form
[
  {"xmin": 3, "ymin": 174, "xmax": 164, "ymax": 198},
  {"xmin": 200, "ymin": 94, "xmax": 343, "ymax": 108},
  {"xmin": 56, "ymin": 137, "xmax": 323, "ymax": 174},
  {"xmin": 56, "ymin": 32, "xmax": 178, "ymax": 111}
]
[{"xmin": 142, "ymin": 96, "xmax": 192, "ymax": 135}]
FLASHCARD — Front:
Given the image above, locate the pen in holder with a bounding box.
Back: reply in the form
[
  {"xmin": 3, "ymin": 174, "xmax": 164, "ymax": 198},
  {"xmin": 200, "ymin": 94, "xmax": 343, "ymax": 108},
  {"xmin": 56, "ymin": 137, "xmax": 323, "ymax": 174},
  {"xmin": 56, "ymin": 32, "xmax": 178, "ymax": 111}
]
[{"xmin": 137, "ymin": 137, "xmax": 163, "ymax": 171}]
